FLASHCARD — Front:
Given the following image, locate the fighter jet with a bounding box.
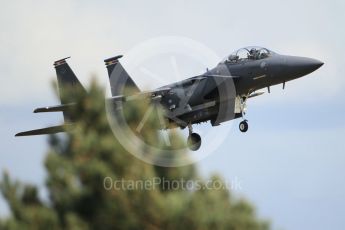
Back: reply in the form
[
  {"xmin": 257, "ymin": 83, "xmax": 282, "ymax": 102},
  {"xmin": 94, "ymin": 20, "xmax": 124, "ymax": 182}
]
[{"xmin": 16, "ymin": 46, "xmax": 323, "ymax": 151}]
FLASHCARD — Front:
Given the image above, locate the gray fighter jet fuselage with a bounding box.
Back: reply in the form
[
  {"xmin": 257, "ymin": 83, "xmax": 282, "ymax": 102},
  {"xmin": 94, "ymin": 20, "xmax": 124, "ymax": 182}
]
[{"xmin": 156, "ymin": 47, "xmax": 323, "ymax": 134}]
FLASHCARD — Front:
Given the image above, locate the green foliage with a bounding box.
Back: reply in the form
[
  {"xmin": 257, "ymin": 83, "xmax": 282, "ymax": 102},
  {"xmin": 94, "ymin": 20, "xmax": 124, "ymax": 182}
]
[{"xmin": 1, "ymin": 80, "xmax": 270, "ymax": 230}]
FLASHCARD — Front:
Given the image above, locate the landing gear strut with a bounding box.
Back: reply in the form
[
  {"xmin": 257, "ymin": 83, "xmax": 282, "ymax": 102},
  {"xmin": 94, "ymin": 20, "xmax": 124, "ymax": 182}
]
[
  {"xmin": 187, "ymin": 123, "xmax": 201, "ymax": 151},
  {"xmin": 239, "ymin": 95, "xmax": 249, "ymax": 133}
]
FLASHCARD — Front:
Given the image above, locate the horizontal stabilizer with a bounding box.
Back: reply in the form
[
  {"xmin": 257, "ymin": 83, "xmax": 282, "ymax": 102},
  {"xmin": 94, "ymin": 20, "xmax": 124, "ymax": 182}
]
[
  {"xmin": 33, "ymin": 103, "xmax": 76, "ymax": 113},
  {"xmin": 15, "ymin": 124, "xmax": 73, "ymax": 137}
]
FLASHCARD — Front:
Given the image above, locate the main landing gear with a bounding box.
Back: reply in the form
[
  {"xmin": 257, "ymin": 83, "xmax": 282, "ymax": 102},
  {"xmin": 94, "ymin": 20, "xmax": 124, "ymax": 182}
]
[
  {"xmin": 187, "ymin": 123, "xmax": 201, "ymax": 151},
  {"xmin": 238, "ymin": 95, "xmax": 249, "ymax": 133},
  {"xmin": 239, "ymin": 120, "xmax": 248, "ymax": 132}
]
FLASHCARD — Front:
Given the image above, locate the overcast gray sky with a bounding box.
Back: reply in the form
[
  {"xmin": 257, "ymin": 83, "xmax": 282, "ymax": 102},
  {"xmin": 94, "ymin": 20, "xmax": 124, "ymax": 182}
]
[{"xmin": 1, "ymin": 0, "xmax": 345, "ymax": 229}]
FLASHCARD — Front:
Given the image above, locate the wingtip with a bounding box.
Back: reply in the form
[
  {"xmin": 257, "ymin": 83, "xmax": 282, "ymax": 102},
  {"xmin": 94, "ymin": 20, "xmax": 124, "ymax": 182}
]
[
  {"xmin": 15, "ymin": 131, "xmax": 31, "ymax": 137},
  {"xmin": 33, "ymin": 108, "xmax": 46, "ymax": 113},
  {"xmin": 14, "ymin": 124, "xmax": 70, "ymax": 137}
]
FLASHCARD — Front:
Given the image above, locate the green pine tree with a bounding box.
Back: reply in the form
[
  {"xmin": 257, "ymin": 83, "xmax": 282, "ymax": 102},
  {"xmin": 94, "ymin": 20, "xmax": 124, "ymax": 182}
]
[{"xmin": 1, "ymin": 79, "xmax": 270, "ymax": 230}]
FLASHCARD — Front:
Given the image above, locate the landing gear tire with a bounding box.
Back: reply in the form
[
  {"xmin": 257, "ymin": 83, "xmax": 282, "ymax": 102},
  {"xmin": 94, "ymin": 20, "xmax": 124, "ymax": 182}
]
[
  {"xmin": 187, "ymin": 133, "xmax": 202, "ymax": 151},
  {"xmin": 239, "ymin": 120, "xmax": 248, "ymax": 133}
]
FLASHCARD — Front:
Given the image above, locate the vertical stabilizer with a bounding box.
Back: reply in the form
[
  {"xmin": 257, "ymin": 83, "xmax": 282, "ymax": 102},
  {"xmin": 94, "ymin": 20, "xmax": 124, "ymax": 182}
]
[{"xmin": 104, "ymin": 55, "xmax": 140, "ymax": 96}]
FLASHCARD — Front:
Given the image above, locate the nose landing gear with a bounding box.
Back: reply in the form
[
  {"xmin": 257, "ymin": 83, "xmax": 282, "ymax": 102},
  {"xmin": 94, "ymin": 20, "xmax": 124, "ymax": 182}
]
[{"xmin": 186, "ymin": 123, "xmax": 201, "ymax": 151}]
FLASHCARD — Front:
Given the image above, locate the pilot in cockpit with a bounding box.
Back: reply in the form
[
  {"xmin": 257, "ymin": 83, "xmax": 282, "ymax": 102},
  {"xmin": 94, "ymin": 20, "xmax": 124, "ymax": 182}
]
[{"xmin": 248, "ymin": 48, "xmax": 259, "ymax": 60}]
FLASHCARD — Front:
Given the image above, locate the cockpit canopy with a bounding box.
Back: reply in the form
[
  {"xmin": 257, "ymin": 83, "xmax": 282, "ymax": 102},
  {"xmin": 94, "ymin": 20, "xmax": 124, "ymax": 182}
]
[{"xmin": 222, "ymin": 46, "xmax": 276, "ymax": 64}]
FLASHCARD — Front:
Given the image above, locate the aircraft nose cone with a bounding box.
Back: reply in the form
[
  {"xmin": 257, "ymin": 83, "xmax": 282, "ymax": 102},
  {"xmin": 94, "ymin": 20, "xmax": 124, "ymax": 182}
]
[
  {"xmin": 287, "ymin": 56, "xmax": 324, "ymax": 77},
  {"xmin": 303, "ymin": 58, "xmax": 324, "ymax": 71}
]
